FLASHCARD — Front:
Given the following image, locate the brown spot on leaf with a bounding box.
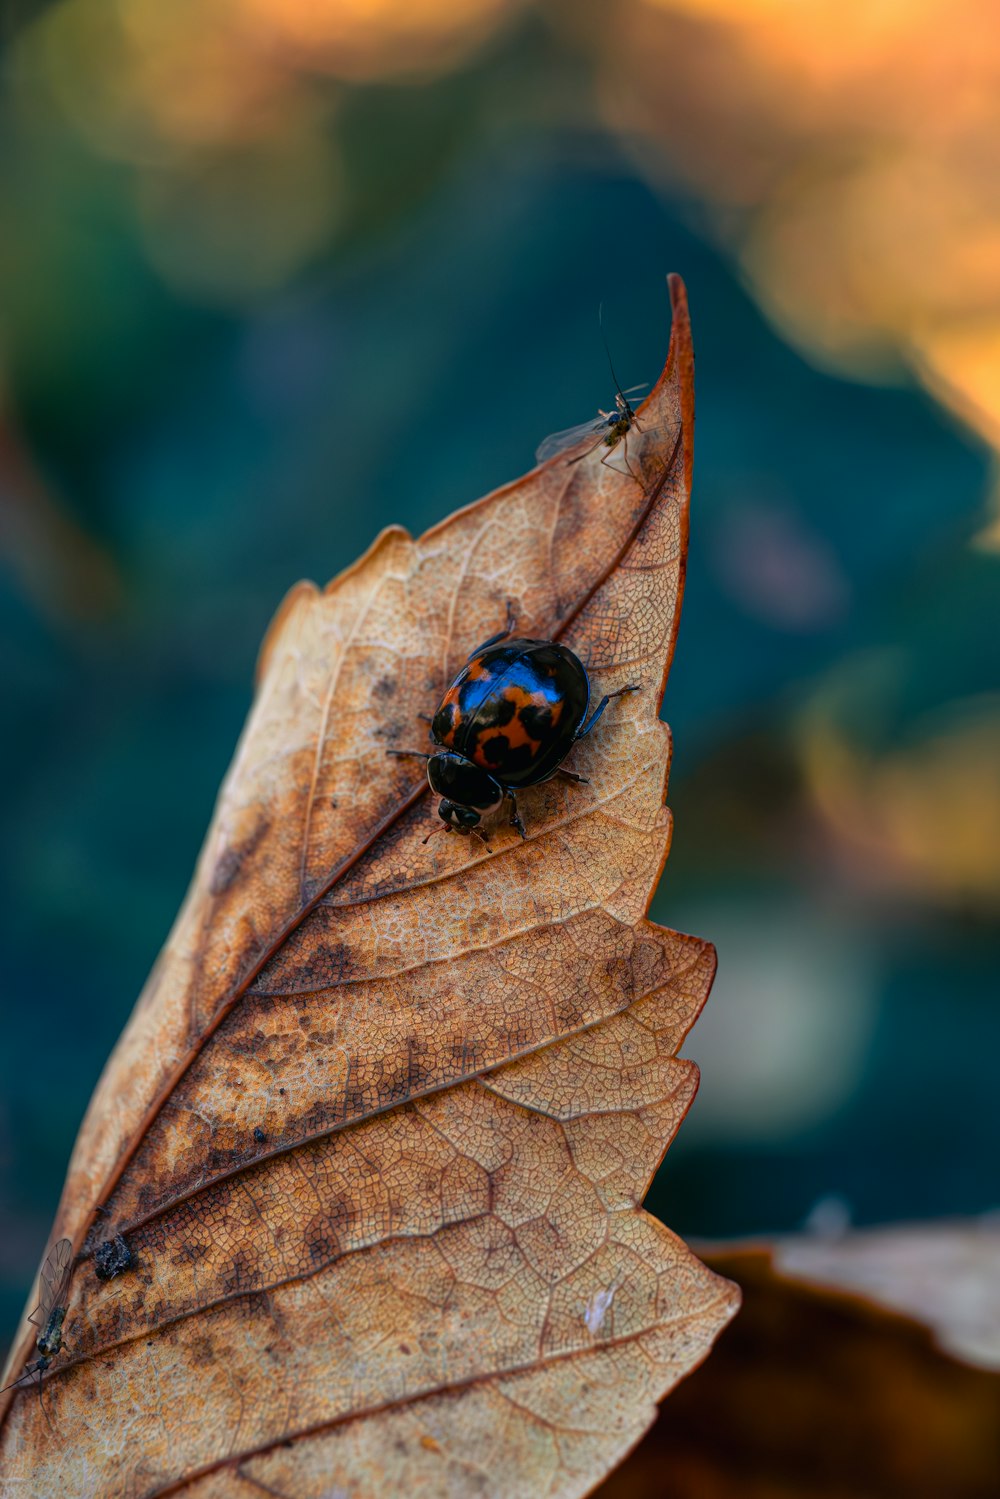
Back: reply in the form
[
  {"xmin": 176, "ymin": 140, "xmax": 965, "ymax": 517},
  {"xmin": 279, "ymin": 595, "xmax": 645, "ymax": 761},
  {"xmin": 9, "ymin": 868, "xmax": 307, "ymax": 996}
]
[{"xmin": 209, "ymin": 813, "xmax": 272, "ymax": 897}]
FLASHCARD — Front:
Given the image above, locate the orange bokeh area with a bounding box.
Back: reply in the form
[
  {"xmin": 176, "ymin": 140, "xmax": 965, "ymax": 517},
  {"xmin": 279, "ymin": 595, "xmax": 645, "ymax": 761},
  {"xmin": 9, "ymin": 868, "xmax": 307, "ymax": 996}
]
[
  {"xmin": 589, "ymin": 0, "xmax": 1000, "ymax": 913},
  {"xmin": 14, "ymin": 0, "xmax": 524, "ymax": 301},
  {"xmin": 599, "ymin": 0, "xmax": 1000, "ymax": 517},
  {"xmin": 19, "ymin": 0, "xmax": 1000, "ymax": 494}
]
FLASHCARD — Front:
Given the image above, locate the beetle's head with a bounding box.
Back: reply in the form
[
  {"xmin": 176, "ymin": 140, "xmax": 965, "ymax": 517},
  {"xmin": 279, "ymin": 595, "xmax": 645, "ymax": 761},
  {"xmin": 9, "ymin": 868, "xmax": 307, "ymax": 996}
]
[
  {"xmin": 426, "ymin": 752, "xmax": 503, "ymax": 836},
  {"xmin": 436, "ymin": 800, "xmax": 481, "ymax": 833}
]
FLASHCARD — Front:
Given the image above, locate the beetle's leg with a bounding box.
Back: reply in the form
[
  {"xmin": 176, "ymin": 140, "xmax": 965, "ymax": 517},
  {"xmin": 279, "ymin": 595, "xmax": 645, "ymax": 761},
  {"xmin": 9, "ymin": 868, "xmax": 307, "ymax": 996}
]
[
  {"xmin": 557, "ymin": 768, "xmax": 589, "ymax": 784},
  {"xmin": 387, "ymin": 748, "xmax": 431, "ymax": 760},
  {"xmin": 466, "ymin": 599, "xmax": 517, "ymax": 660},
  {"xmin": 576, "ymin": 684, "xmax": 640, "ymax": 739},
  {"xmin": 507, "ymin": 792, "xmax": 528, "ymax": 840},
  {"xmin": 417, "ymin": 712, "xmax": 433, "ymax": 724}
]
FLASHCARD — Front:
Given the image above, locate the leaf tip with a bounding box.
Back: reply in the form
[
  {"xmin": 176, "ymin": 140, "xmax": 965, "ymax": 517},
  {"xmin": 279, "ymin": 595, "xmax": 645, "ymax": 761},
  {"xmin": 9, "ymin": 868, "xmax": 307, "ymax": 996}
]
[{"xmin": 255, "ymin": 578, "xmax": 320, "ymax": 686}]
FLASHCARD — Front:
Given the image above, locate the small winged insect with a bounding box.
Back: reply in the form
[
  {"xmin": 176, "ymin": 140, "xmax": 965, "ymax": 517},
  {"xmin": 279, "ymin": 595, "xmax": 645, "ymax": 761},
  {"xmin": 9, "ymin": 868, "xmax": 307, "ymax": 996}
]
[
  {"xmin": 535, "ymin": 308, "xmax": 652, "ymax": 482},
  {"xmin": 2, "ymin": 1237, "xmax": 73, "ymax": 1407}
]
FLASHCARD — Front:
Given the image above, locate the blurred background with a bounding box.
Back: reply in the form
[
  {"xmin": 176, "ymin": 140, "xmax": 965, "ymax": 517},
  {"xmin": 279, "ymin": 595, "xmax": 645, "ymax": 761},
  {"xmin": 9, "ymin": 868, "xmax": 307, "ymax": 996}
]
[{"xmin": 1, "ymin": 0, "xmax": 998, "ymax": 1353}]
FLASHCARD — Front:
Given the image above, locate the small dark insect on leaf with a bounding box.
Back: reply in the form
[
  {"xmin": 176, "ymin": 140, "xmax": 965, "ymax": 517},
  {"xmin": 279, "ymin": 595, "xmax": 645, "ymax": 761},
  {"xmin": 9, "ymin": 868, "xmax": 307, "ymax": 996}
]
[
  {"xmin": 29, "ymin": 1239, "xmax": 72, "ymax": 1358},
  {"xmin": 535, "ymin": 307, "xmax": 680, "ymax": 486},
  {"xmin": 1, "ymin": 1238, "xmax": 73, "ymax": 1400},
  {"xmin": 536, "ymin": 402, "xmax": 681, "ymax": 493},
  {"xmin": 534, "ymin": 383, "xmax": 640, "ymax": 459},
  {"xmin": 93, "ymin": 1235, "xmax": 134, "ymax": 1283},
  {"xmin": 253, "ymin": 1127, "xmax": 267, "ymax": 1144}
]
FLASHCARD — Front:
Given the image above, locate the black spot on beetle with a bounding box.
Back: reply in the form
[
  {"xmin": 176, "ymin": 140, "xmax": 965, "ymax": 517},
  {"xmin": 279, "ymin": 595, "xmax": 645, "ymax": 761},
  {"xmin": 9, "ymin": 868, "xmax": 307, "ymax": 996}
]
[{"xmin": 94, "ymin": 1234, "xmax": 135, "ymax": 1282}]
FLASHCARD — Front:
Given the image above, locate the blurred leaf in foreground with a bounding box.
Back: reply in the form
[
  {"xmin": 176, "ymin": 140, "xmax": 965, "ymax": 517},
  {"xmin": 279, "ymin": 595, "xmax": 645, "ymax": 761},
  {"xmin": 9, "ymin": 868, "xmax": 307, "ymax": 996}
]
[
  {"xmin": 775, "ymin": 1214, "xmax": 1000, "ymax": 1372},
  {"xmin": 597, "ymin": 1232, "xmax": 1000, "ymax": 1499}
]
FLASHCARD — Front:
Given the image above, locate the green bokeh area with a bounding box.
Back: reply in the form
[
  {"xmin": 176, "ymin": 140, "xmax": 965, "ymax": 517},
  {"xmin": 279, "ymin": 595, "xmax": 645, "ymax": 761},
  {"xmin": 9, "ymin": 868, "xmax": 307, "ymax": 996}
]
[{"xmin": 2, "ymin": 12, "xmax": 998, "ymax": 1354}]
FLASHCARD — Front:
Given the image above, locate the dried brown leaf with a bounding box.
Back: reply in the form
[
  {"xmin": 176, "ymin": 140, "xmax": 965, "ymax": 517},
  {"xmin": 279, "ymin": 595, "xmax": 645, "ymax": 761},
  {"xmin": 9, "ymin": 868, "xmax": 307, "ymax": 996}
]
[{"xmin": 0, "ymin": 275, "xmax": 737, "ymax": 1498}]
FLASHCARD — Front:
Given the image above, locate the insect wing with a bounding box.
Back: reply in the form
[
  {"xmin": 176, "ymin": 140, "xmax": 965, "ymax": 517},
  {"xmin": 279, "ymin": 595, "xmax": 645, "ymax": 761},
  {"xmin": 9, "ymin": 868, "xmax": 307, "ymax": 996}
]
[
  {"xmin": 29, "ymin": 1237, "xmax": 72, "ymax": 1328},
  {"xmin": 605, "ymin": 416, "xmax": 682, "ymax": 487},
  {"xmin": 535, "ymin": 416, "xmax": 605, "ymax": 464}
]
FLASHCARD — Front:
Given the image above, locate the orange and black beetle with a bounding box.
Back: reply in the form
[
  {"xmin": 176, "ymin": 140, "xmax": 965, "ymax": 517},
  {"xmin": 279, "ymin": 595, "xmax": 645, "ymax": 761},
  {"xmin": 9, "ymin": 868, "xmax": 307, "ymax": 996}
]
[{"xmin": 390, "ymin": 609, "xmax": 637, "ymax": 842}]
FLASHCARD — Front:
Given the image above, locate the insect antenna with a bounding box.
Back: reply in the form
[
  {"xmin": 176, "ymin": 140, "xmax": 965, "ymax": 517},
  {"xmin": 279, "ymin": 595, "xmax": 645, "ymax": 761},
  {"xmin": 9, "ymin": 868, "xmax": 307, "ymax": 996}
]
[
  {"xmin": 599, "ymin": 303, "xmax": 632, "ymax": 414},
  {"xmin": 422, "ymin": 824, "xmax": 447, "ymax": 846}
]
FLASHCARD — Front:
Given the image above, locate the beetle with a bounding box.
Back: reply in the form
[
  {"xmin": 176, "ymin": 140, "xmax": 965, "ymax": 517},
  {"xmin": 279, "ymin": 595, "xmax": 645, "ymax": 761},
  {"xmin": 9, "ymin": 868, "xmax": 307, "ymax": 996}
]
[{"xmin": 389, "ymin": 607, "xmax": 638, "ymax": 842}]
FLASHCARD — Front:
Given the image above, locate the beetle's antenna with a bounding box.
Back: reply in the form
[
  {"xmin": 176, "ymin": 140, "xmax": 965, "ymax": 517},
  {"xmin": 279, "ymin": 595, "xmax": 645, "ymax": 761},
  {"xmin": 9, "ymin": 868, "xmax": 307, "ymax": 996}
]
[
  {"xmin": 422, "ymin": 824, "xmax": 446, "ymax": 846},
  {"xmin": 599, "ymin": 303, "xmax": 629, "ymax": 410}
]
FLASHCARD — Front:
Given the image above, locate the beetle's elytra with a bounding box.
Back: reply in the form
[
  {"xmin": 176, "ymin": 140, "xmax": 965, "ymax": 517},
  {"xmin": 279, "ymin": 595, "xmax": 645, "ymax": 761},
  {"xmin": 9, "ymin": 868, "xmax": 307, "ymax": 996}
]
[{"xmin": 389, "ymin": 608, "xmax": 638, "ymax": 843}]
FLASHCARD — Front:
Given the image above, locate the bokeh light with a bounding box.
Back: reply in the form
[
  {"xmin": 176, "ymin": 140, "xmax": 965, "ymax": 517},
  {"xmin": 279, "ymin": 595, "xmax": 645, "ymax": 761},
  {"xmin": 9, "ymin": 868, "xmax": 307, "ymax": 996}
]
[{"xmin": 597, "ymin": 0, "xmax": 1000, "ymax": 533}]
